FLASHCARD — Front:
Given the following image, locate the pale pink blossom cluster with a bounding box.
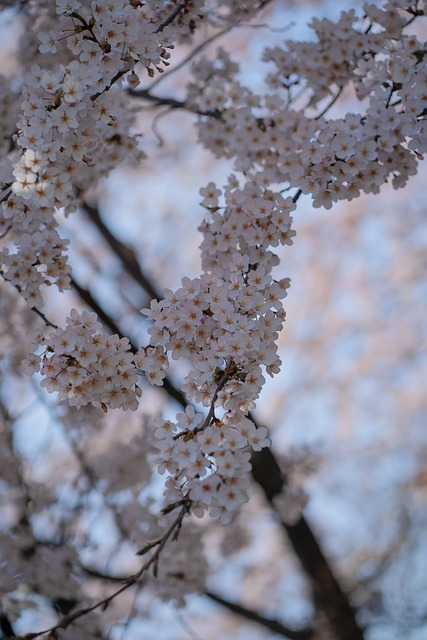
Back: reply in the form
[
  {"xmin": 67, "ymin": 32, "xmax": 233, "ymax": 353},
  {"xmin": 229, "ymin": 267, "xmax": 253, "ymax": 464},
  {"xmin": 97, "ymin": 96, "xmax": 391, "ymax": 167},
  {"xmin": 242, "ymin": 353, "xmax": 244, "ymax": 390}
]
[
  {"xmin": 24, "ymin": 309, "xmax": 142, "ymax": 411},
  {"xmin": 142, "ymin": 181, "xmax": 295, "ymax": 521},
  {"xmin": 0, "ymin": 221, "xmax": 71, "ymax": 307},
  {"xmin": 192, "ymin": 1, "xmax": 426, "ymax": 208},
  {"xmin": 23, "ymin": 308, "xmax": 171, "ymax": 410},
  {"xmin": 1, "ymin": 0, "xmax": 205, "ymax": 306},
  {"xmin": 263, "ymin": 7, "xmax": 400, "ymax": 105}
]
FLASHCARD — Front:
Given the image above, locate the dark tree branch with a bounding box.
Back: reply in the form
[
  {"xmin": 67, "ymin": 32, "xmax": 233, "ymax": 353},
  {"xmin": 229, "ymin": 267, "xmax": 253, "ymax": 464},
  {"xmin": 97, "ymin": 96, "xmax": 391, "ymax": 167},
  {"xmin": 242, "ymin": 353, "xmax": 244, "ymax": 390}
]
[
  {"xmin": 80, "ymin": 201, "xmax": 161, "ymax": 301},
  {"xmin": 283, "ymin": 517, "xmax": 365, "ymax": 640},
  {"xmin": 205, "ymin": 591, "xmax": 314, "ymax": 640},
  {"xmin": 128, "ymin": 87, "xmax": 221, "ymax": 118},
  {"xmin": 0, "ymin": 609, "xmax": 16, "ymax": 638},
  {"xmin": 251, "ymin": 447, "xmax": 365, "ymax": 640},
  {"xmin": 70, "ymin": 275, "xmax": 125, "ymax": 338}
]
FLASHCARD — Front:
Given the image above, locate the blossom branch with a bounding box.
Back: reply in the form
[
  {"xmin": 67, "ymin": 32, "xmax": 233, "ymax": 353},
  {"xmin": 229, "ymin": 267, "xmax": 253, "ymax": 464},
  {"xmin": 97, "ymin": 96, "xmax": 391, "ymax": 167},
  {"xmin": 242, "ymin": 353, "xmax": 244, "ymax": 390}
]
[
  {"xmin": 10, "ymin": 497, "xmax": 191, "ymax": 640},
  {"xmin": 72, "ymin": 205, "xmax": 365, "ymax": 640},
  {"xmin": 84, "ymin": 0, "xmax": 194, "ymax": 101},
  {"xmin": 146, "ymin": 24, "xmax": 235, "ymax": 92},
  {"xmin": 3, "ymin": 2, "xmax": 424, "ymax": 637},
  {"xmin": 70, "ymin": 275, "xmax": 187, "ymax": 407},
  {"xmin": 79, "ymin": 567, "xmax": 313, "ymax": 640}
]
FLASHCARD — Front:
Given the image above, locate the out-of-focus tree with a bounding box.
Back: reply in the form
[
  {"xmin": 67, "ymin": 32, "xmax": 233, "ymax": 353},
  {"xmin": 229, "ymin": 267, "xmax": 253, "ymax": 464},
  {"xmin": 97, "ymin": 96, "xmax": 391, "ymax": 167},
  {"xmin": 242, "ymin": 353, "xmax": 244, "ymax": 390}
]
[{"xmin": 0, "ymin": 1, "xmax": 426, "ymax": 639}]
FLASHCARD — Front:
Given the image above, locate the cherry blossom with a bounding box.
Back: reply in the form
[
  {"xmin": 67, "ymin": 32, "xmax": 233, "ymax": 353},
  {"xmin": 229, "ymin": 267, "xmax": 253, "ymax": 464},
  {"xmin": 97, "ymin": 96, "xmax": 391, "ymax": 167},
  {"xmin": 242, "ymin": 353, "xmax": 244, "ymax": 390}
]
[{"xmin": 0, "ymin": 0, "xmax": 425, "ymax": 636}]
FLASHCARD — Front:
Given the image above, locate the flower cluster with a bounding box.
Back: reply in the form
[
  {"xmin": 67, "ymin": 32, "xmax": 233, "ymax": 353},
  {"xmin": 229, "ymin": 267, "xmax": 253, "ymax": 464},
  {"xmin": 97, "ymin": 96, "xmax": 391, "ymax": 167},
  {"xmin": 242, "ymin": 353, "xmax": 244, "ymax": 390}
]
[
  {"xmin": 192, "ymin": 2, "xmax": 426, "ymax": 208},
  {"xmin": 1, "ymin": 0, "xmax": 207, "ymax": 305},
  {"xmin": 141, "ymin": 181, "xmax": 295, "ymax": 521},
  {"xmin": 0, "ymin": 221, "xmax": 71, "ymax": 308},
  {"xmin": 263, "ymin": 8, "xmax": 394, "ymax": 106},
  {"xmin": 25, "ymin": 309, "xmax": 141, "ymax": 411}
]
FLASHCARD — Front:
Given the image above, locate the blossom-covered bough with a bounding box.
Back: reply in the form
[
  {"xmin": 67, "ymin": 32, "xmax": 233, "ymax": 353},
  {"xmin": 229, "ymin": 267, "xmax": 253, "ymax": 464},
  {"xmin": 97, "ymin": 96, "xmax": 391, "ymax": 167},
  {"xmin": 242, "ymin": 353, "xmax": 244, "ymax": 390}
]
[{"xmin": 0, "ymin": 0, "xmax": 425, "ymax": 638}]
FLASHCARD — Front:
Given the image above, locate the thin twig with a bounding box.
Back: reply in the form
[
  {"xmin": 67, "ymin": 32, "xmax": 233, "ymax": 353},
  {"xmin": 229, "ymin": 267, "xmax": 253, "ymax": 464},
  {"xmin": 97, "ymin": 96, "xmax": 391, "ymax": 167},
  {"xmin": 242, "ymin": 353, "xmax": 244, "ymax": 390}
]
[
  {"xmin": 314, "ymin": 86, "xmax": 344, "ymax": 121},
  {"xmin": 0, "ymin": 270, "xmax": 59, "ymax": 330},
  {"xmin": 173, "ymin": 375, "xmax": 229, "ymax": 440},
  {"xmin": 155, "ymin": 0, "xmax": 190, "ymax": 34},
  {"xmin": 128, "ymin": 87, "xmax": 221, "ymax": 118},
  {"xmin": 147, "ymin": 23, "xmax": 234, "ymax": 92},
  {"xmin": 145, "ymin": 0, "xmax": 274, "ymax": 92},
  {"xmin": 292, "ymin": 188, "xmax": 302, "ymax": 204},
  {"xmin": 30, "ymin": 306, "xmax": 59, "ymax": 330}
]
